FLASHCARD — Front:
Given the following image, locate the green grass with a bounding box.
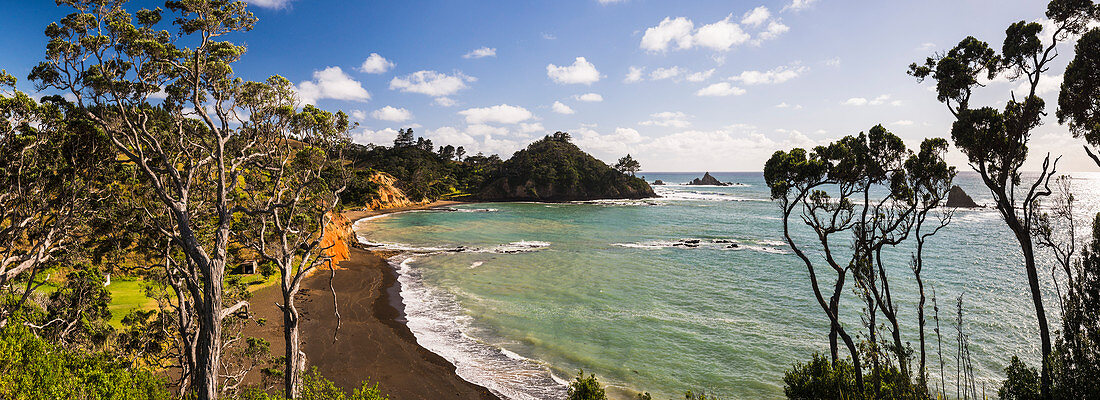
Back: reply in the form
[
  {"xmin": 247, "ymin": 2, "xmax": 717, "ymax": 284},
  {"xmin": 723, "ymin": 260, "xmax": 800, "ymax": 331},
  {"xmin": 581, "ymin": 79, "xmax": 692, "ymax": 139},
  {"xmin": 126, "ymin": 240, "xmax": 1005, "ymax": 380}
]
[
  {"xmin": 105, "ymin": 273, "xmax": 278, "ymax": 328},
  {"xmin": 106, "ymin": 277, "xmax": 158, "ymax": 328}
]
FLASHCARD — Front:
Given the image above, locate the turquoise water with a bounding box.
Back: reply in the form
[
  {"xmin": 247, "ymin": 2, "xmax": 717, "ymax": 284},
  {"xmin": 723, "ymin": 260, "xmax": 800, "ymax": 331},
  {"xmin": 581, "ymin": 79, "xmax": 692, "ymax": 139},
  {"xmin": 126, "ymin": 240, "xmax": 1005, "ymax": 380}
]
[{"xmin": 353, "ymin": 172, "xmax": 1100, "ymax": 400}]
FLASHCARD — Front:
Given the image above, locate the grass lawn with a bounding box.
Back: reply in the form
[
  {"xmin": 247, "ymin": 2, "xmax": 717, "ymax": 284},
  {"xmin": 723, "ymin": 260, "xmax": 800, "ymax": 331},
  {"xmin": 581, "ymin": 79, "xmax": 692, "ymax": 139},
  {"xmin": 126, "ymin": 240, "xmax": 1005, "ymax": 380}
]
[
  {"xmin": 105, "ymin": 273, "xmax": 278, "ymax": 328},
  {"xmin": 107, "ymin": 277, "xmax": 158, "ymax": 328}
]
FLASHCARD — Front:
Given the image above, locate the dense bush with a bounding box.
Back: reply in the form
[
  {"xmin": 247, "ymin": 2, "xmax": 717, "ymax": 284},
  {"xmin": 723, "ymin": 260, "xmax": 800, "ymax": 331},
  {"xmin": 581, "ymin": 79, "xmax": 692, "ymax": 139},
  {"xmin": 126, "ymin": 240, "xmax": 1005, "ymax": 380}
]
[
  {"xmin": 998, "ymin": 356, "xmax": 1039, "ymax": 400},
  {"xmin": 567, "ymin": 370, "xmax": 608, "ymax": 400},
  {"xmin": 0, "ymin": 324, "xmax": 169, "ymax": 399},
  {"xmin": 237, "ymin": 368, "xmax": 387, "ymax": 400},
  {"xmin": 783, "ymin": 353, "xmax": 929, "ymax": 400}
]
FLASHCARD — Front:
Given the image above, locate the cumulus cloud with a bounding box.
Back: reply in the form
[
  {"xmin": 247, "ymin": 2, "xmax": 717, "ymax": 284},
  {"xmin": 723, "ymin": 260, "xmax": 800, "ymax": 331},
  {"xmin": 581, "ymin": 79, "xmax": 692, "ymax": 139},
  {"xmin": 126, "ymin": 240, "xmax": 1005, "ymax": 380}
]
[
  {"xmin": 547, "ymin": 57, "xmax": 602, "ymax": 85},
  {"xmin": 463, "ymin": 47, "xmax": 497, "ymax": 59},
  {"xmin": 624, "ymin": 66, "xmax": 645, "ymax": 83},
  {"xmin": 350, "ymin": 110, "xmax": 368, "ymax": 121},
  {"xmin": 551, "ymin": 101, "xmax": 576, "ymax": 115},
  {"xmin": 459, "ymin": 104, "xmax": 534, "ymax": 124},
  {"xmin": 741, "ymin": 6, "xmax": 771, "ymax": 27},
  {"xmin": 520, "ymin": 122, "xmax": 546, "ymax": 133},
  {"xmin": 575, "ymin": 93, "xmax": 604, "ymax": 102},
  {"xmin": 757, "ymin": 20, "xmax": 790, "ymax": 41},
  {"xmin": 729, "ymin": 64, "xmax": 808, "ymax": 85},
  {"xmin": 640, "ymin": 17, "xmax": 695, "ymax": 52},
  {"xmin": 650, "ymin": 66, "xmax": 685, "ymax": 80},
  {"xmin": 390, "ymin": 70, "xmax": 476, "ymax": 97},
  {"xmin": 371, "ymin": 106, "xmax": 412, "ymax": 122},
  {"xmin": 297, "ymin": 66, "xmax": 371, "ymax": 104},
  {"xmin": 640, "ymin": 111, "xmax": 691, "ymax": 128},
  {"xmin": 360, "ymin": 53, "xmax": 395, "ymax": 74},
  {"xmin": 686, "ymin": 69, "xmax": 716, "ymax": 82},
  {"xmin": 782, "ymin": 0, "xmax": 817, "ymax": 13},
  {"xmin": 696, "ymin": 82, "xmax": 746, "ymax": 97},
  {"xmin": 351, "ymin": 127, "xmax": 398, "ymax": 146},
  {"xmin": 694, "ymin": 15, "xmax": 751, "ymax": 51},
  {"xmin": 434, "ymin": 97, "xmax": 457, "ymax": 107},
  {"xmin": 843, "ymin": 94, "xmax": 901, "ymax": 106},
  {"xmin": 775, "ymin": 102, "xmax": 803, "ymax": 109},
  {"xmin": 243, "ymin": 0, "xmax": 293, "ymax": 9},
  {"xmin": 893, "ymin": 120, "xmax": 915, "ymax": 126}
]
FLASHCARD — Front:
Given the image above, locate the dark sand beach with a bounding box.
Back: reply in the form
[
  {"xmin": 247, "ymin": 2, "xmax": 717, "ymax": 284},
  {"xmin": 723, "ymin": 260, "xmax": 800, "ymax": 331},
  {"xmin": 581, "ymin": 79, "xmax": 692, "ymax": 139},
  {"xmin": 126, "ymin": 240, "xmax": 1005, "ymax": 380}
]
[{"xmin": 245, "ymin": 202, "xmax": 498, "ymax": 399}]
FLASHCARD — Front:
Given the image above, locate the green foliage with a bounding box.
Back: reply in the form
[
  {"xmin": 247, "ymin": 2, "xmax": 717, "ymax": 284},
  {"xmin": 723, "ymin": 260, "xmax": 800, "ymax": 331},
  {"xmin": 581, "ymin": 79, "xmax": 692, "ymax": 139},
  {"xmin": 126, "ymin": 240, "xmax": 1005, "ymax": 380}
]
[
  {"xmin": 0, "ymin": 324, "xmax": 168, "ymax": 399},
  {"xmin": 1049, "ymin": 212, "xmax": 1100, "ymax": 399},
  {"xmin": 45, "ymin": 266, "xmax": 113, "ymax": 347},
  {"xmin": 684, "ymin": 389, "xmax": 723, "ymax": 400},
  {"xmin": 236, "ymin": 368, "xmax": 388, "ymax": 400},
  {"xmin": 614, "ymin": 154, "xmax": 641, "ymax": 176},
  {"xmin": 479, "ymin": 133, "xmax": 654, "ymax": 201},
  {"xmin": 347, "ymin": 141, "xmax": 489, "ymax": 202},
  {"xmin": 1057, "ymin": 28, "xmax": 1100, "ymax": 147},
  {"xmin": 998, "ymin": 356, "xmax": 1040, "ymax": 400},
  {"xmin": 784, "ymin": 354, "xmax": 929, "ymax": 400},
  {"xmin": 567, "ymin": 370, "xmax": 607, "ymax": 400}
]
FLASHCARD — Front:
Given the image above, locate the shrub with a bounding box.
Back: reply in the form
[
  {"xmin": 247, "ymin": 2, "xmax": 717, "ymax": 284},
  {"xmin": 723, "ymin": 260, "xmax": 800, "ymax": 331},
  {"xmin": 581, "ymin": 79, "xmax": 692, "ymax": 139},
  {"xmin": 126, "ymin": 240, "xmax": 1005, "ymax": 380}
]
[
  {"xmin": 998, "ymin": 356, "xmax": 1039, "ymax": 400},
  {"xmin": 567, "ymin": 370, "xmax": 608, "ymax": 400}
]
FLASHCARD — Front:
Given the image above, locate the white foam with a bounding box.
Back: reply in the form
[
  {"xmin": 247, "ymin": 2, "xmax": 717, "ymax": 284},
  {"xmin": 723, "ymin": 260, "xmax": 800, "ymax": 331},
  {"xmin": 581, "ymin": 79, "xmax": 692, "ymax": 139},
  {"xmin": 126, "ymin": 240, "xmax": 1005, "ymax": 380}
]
[
  {"xmin": 652, "ymin": 187, "xmax": 768, "ymax": 203},
  {"xmin": 469, "ymin": 261, "xmax": 485, "ymax": 269},
  {"xmin": 393, "ymin": 255, "xmax": 568, "ymax": 400}
]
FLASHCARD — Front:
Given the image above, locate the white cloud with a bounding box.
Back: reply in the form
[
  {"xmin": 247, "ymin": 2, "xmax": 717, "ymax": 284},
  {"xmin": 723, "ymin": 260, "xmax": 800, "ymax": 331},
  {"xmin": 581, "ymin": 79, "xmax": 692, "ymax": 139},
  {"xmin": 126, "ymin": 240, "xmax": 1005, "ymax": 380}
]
[
  {"xmin": 351, "ymin": 110, "xmax": 368, "ymax": 121},
  {"xmin": 463, "ymin": 47, "xmax": 497, "ymax": 59},
  {"xmin": 917, "ymin": 42, "xmax": 936, "ymax": 51},
  {"xmin": 824, "ymin": 57, "xmax": 841, "ymax": 67},
  {"xmin": 686, "ymin": 69, "xmax": 716, "ymax": 82},
  {"xmin": 243, "ymin": 0, "xmax": 293, "ymax": 9},
  {"xmin": 694, "ymin": 15, "xmax": 751, "ymax": 51},
  {"xmin": 466, "ymin": 124, "xmax": 510, "ymax": 137},
  {"xmin": 520, "ymin": 122, "xmax": 545, "ymax": 133},
  {"xmin": 741, "ymin": 6, "xmax": 771, "ymax": 27},
  {"xmin": 624, "ymin": 66, "xmax": 645, "ymax": 83},
  {"xmin": 843, "ymin": 94, "xmax": 901, "ymax": 106},
  {"xmin": 360, "ymin": 53, "xmax": 395, "ymax": 74},
  {"xmin": 575, "ymin": 93, "xmax": 604, "ymax": 102},
  {"xmin": 390, "ymin": 70, "xmax": 476, "ymax": 97},
  {"xmin": 547, "ymin": 57, "xmax": 602, "ymax": 85},
  {"xmin": 640, "ymin": 17, "xmax": 695, "ymax": 52},
  {"xmin": 729, "ymin": 64, "xmax": 808, "ymax": 85},
  {"xmin": 371, "ymin": 106, "xmax": 412, "ymax": 122},
  {"xmin": 757, "ymin": 20, "xmax": 790, "ymax": 42},
  {"xmin": 552, "ymin": 101, "xmax": 576, "ymax": 115},
  {"xmin": 541, "ymin": 33, "xmax": 557, "ymax": 40},
  {"xmin": 297, "ymin": 66, "xmax": 371, "ymax": 104},
  {"xmin": 434, "ymin": 97, "xmax": 457, "ymax": 107},
  {"xmin": 640, "ymin": 111, "xmax": 691, "ymax": 128},
  {"xmin": 650, "ymin": 66, "xmax": 685, "ymax": 80},
  {"xmin": 696, "ymin": 82, "xmax": 746, "ymax": 97},
  {"xmin": 775, "ymin": 102, "xmax": 802, "ymax": 109},
  {"xmin": 782, "ymin": 0, "xmax": 817, "ymax": 13},
  {"xmin": 351, "ymin": 127, "xmax": 398, "ymax": 146},
  {"xmin": 893, "ymin": 120, "xmax": 915, "ymax": 126},
  {"xmin": 1017, "ymin": 73, "xmax": 1062, "ymax": 96},
  {"xmin": 458, "ymin": 104, "xmax": 533, "ymax": 124}
]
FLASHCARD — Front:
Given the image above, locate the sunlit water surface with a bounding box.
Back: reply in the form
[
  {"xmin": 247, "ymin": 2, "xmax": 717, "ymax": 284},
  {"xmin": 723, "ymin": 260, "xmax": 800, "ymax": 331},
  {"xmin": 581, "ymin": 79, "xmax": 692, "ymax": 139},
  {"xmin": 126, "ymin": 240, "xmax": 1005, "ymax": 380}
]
[{"xmin": 353, "ymin": 172, "xmax": 1100, "ymax": 400}]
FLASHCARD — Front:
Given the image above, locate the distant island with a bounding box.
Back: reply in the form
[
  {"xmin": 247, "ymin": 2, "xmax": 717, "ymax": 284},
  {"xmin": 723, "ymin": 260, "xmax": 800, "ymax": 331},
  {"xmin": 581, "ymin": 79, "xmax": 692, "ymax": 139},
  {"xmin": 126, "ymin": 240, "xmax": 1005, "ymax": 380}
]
[{"xmin": 687, "ymin": 172, "xmax": 728, "ymax": 186}]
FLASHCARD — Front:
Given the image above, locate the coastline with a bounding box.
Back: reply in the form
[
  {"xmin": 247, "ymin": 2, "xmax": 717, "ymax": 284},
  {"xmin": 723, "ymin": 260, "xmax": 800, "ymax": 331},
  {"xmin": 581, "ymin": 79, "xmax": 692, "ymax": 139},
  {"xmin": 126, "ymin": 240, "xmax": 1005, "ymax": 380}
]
[{"xmin": 243, "ymin": 200, "xmax": 499, "ymax": 399}]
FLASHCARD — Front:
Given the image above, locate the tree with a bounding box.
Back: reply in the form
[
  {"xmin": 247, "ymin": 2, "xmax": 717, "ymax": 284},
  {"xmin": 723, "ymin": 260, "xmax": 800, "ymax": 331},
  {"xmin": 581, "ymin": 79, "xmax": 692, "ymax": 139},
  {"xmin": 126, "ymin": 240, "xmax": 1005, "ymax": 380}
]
[
  {"xmin": 614, "ymin": 154, "xmax": 641, "ymax": 176},
  {"xmin": 566, "ymin": 370, "xmax": 607, "ymax": 400},
  {"xmin": 438, "ymin": 144, "xmax": 455, "ymax": 161},
  {"xmin": 1057, "ymin": 26, "xmax": 1100, "ymax": 167},
  {"xmin": 908, "ymin": 2, "xmax": 1099, "ymax": 395},
  {"xmin": 0, "ymin": 71, "xmax": 107, "ymax": 327},
  {"xmin": 236, "ymin": 76, "xmax": 350, "ymax": 399},
  {"xmin": 28, "ymin": 1, "xmax": 271, "ymax": 397},
  {"xmin": 455, "ymin": 146, "xmax": 466, "ymax": 161},
  {"xmin": 765, "ymin": 125, "xmax": 954, "ymax": 396},
  {"xmin": 393, "ymin": 128, "xmax": 414, "ymax": 148}
]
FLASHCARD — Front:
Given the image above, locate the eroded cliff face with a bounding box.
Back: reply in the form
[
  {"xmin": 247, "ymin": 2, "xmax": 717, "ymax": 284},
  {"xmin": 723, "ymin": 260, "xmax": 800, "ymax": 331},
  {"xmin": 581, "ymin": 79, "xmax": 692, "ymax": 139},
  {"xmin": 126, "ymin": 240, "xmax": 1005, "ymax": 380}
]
[
  {"xmin": 320, "ymin": 212, "xmax": 352, "ymax": 266},
  {"xmin": 363, "ymin": 172, "xmax": 422, "ymax": 210}
]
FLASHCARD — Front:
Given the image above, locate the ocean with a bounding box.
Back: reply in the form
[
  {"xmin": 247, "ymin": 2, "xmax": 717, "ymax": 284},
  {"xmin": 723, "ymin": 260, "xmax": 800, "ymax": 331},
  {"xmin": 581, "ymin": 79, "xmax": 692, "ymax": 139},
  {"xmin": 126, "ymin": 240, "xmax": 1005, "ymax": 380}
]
[{"xmin": 352, "ymin": 171, "xmax": 1100, "ymax": 400}]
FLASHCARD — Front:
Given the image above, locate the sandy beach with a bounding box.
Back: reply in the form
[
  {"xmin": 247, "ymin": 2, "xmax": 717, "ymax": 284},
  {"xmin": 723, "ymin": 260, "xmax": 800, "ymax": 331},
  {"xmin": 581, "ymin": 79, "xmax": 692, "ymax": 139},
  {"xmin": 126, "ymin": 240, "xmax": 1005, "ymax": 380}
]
[{"xmin": 244, "ymin": 201, "xmax": 499, "ymax": 399}]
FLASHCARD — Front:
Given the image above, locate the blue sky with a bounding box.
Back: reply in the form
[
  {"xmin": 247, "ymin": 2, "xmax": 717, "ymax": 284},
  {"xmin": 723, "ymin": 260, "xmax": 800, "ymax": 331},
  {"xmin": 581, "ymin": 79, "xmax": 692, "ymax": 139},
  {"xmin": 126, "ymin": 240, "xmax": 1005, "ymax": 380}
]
[{"xmin": 1, "ymin": 0, "xmax": 1093, "ymax": 171}]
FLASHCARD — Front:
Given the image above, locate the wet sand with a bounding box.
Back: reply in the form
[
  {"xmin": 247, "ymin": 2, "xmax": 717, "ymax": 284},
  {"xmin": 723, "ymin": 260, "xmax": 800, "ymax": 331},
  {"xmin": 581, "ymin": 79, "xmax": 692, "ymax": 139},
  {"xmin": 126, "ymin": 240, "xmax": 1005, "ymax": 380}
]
[{"xmin": 245, "ymin": 201, "xmax": 498, "ymax": 399}]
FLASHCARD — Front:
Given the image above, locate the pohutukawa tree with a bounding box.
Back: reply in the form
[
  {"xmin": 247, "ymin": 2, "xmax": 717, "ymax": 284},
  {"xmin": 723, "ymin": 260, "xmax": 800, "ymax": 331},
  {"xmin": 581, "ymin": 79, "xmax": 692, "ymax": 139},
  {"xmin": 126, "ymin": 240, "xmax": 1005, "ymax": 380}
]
[
  {"xmin": 1058, "ymin": 23, "xmax": 1100, "ymax": 167},
  {"xmin": 235, "ymin": 76, "xmax": 350, "ymax": 399},
  {"xmin": 23, "ymin": 0, "xmax": 346, "ymax": 398},
  {"xmin": 614, "ymin": 154, "xmax": 641, "ymax": 176},
  {"xmin": 0, "ymin": 71, "xmax": 109, "ymax": 327},
  {"xmin": 765, "ymin": 125, "xmax": 954, "ymax": 397},
  {"xmin": 909, "ymin": 1, "xmax": 1099, "ymax": 396}
]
